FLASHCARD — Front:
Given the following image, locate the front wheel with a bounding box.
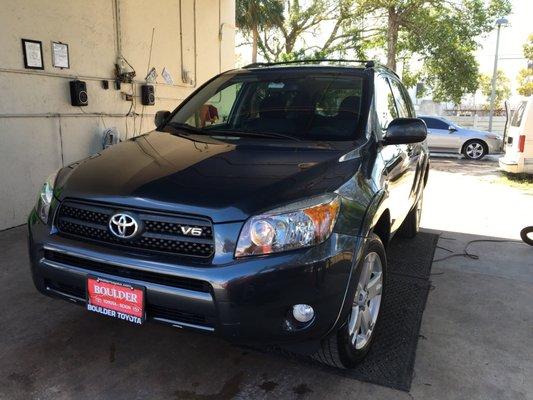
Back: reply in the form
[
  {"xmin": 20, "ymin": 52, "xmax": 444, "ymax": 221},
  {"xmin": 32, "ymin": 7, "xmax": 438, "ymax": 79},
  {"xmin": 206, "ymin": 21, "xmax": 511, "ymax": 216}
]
[
  {"xmin": 312, "ymin": 233, "xmax": 386, "ymax": 368},
  {"xmin": 463, "ymin": 140, "xmax": 487, "ymax": 160}
]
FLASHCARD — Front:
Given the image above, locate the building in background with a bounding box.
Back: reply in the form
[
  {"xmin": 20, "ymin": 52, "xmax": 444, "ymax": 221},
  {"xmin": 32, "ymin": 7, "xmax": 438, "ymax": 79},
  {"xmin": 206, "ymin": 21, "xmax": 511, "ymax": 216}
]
[{"xmin": 0, "ymin": 0, "xmax": 236, "ymax": 230}]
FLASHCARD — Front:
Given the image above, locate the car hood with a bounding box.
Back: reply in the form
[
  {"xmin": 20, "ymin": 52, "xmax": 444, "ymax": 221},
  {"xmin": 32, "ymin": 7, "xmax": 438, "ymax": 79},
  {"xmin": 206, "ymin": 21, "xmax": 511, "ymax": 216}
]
[{"xmin": 55, "ymin": 131, "xmax": 360, "ymax": 223}]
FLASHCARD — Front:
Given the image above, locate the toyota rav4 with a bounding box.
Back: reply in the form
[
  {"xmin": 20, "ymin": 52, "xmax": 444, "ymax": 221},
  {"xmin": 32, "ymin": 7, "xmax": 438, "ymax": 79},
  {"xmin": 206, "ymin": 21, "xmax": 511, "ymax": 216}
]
[{"xmin": 28, "ymin": 60, "xmax": 429, "ymax": 368}]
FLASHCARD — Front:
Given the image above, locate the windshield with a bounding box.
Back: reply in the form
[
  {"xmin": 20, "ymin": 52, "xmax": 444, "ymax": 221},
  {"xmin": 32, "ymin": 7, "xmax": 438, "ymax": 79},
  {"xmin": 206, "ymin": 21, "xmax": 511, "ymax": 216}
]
[{"xmin": 164, "ymin": 69, "xmax": 369, "ymax": 141}]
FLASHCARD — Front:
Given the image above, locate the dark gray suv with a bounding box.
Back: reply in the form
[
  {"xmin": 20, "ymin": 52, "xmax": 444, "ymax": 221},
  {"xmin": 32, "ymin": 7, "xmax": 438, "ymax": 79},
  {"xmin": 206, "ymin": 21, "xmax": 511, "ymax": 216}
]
[{"xmin": 28, "ymin": 60, "xmax": 429, "ymax": 368}]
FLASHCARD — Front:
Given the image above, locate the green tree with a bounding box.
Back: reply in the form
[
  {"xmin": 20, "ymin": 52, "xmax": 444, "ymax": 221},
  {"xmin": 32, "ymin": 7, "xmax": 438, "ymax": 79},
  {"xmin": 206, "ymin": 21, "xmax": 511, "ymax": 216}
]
[
  {"xmin": 356, "ymin": 0, "xmax": 511, "ymax": 104},
  {"xmin": 236, "ymin": 0, "xmax": 284, "ymax": 63},
  {"xmin": 479, "ymin": 70, "xmax": 511, "ymax": 109},
  {"xmin": 254, "ymin": 0, "xmax": 376, "ymax": 62},
  {"xmin": 236, "ymin": 0, "xmax": 512, "ymax": 104},
  {"xmin": 523, "ymin": 33, "xmax": 533, "ymax": 60},
  {"xmin": 517, "ymin": 68, "xmax": 533, "ymax": 97},
  {"xmin": 517, "ymin": 34, "xmax": 533, "ymax": 96}
]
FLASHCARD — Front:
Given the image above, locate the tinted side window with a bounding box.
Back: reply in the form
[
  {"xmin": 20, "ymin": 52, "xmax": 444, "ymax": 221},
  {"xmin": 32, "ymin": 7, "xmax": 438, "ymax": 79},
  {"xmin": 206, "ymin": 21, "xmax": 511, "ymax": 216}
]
[
  {"xmin": 421, "ymin": 118, "xmax": 436, "ymax": 129},
  {"xmin": 389, "ymin": 78, "xmax": 412, "ymax": 118},
  {"xmin": 423, "ymin": 117, "xmax": 448, "ymax": 129},
  {"xmin": 511, "ymin": 101, "xmax": 527, "ymax": 127},
  {"xmin": 433, "ymin": 118, "xmax": 450, "ymax": 129},
  {"xmin": 374, "ymin": 75, "xmax": 398, "ymax": 131}
]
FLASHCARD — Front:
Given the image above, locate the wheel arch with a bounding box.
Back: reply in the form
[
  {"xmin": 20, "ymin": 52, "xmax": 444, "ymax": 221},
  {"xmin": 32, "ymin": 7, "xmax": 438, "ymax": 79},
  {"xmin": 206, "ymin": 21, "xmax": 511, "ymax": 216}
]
[
  {"xmin": 371, "ymin": 210, "xmax": 391, "ymax": 248},
  {"xmin": 358, "ymin": 190, "xmax": 391, "ymax": 247},
  {"xmin": 423, "ymin": 160, "xmax": 430, "ymax": 187}
]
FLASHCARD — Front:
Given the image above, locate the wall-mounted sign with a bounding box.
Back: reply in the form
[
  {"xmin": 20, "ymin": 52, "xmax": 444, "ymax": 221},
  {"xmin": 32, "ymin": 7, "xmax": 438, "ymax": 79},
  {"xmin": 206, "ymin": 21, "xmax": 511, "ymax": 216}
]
[
  {"xmin": 52, "ymin": 42, "xmax": 69, "ymax": 69},
  {"xmin": 161, "ymin": 67, "xmax": 174, "ymax": 85},
  {"xmin": 22, "ymin": 39, "xmax": 44, "ymax": 70},
  {"xmin": 145, "ymin": 67, "xmax": 157, "ymax": 83}
]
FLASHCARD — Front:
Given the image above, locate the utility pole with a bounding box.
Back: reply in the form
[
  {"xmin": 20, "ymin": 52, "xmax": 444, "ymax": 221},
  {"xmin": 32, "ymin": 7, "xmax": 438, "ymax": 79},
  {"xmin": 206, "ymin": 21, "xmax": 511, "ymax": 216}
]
[{"xmin": 488, "ymin": 17, "xmax": 508, "ymax": 132}]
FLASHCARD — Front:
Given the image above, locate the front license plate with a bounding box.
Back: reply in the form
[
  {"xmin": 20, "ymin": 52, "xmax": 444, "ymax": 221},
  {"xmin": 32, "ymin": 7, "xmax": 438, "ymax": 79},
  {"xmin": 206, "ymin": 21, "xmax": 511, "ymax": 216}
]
[{"xmin": 86, "ymin": 276, "xmax": 145, "ymax": 325}]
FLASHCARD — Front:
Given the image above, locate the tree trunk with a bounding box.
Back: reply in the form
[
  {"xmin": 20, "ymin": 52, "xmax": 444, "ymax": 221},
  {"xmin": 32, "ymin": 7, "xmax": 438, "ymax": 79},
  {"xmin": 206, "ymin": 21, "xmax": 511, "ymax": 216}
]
[
  {"xmin": 285, "ymin": 31, "xmax": 296, "ymax": 54},
  {"xmin": 252, "ymin": 26, "xmax": 258, "ymax": 63},
  {"xmin": 386, "ymin": 8, "xmax": 399, "ymax": 71}
]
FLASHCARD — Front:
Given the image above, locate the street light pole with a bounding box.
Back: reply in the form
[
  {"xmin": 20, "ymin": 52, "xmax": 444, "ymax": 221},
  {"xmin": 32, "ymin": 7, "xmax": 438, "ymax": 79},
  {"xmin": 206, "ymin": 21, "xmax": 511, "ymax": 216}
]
[{"xmin": 488, "ymin": 17, "xmax": 508, "ymax": 133}]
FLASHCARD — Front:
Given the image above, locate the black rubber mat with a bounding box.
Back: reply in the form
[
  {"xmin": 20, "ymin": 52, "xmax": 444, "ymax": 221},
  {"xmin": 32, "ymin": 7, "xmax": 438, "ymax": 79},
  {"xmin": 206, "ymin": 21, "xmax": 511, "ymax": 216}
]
[
  {"xmin": 255, "ymin": 231, "xmax": 438, "ymax": 392},
  {"xmin": 386, "ymin": 232, "xmax": 439, "ymax": 280}
]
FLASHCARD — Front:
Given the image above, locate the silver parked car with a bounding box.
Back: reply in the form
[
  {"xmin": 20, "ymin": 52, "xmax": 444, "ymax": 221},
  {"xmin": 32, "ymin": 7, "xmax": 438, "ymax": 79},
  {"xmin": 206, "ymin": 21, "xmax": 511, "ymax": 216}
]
[{"xmin": 419, "ymin": 115, "xmax": 503, "ymax": 160}]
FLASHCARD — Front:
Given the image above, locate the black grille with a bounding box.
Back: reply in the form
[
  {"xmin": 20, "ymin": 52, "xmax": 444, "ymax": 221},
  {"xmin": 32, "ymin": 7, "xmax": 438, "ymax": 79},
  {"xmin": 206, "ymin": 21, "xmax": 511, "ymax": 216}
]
[
  {"xmin": 44, "ymin": 279, "xmax": 211, "ymax": 327},
  {"xmin": 45, "ymin": 279, "xmax": 84, "ymax": 299},
  {"xmin": 55, "ymin": 200, "xmax": 215, "ymax": 258},
  {"xmin": 147, "ymin": 304, "xmax": 208, "ymax": 325},
  {"xmin": 44, "ymin": 250, "xmax": 211, "ymax": 293}
]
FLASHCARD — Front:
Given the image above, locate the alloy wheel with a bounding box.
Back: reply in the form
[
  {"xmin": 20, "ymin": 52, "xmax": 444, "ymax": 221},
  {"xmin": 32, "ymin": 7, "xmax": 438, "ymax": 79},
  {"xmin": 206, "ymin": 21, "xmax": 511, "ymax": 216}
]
[
  {"xmin": 348, "ymin": 252, "xmax": 383, "ymax": 350},
  {"xmin": 465, "ymin": 142, "xmax": 485, "ymax": 159}
]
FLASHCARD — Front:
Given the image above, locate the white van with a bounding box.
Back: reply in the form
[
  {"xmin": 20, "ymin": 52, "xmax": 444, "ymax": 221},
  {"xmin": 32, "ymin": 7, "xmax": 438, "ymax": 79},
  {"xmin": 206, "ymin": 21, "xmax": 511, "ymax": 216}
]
[{"xmin": 499, "ymin": 97, "xmax": 533, "ymax": 174}]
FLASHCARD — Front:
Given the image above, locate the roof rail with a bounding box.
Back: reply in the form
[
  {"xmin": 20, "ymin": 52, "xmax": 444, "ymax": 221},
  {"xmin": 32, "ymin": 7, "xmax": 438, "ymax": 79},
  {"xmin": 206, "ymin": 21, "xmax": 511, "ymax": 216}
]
[{"xmin": 243, "ymin": 59, "xmax": 377, "ymax": 69}]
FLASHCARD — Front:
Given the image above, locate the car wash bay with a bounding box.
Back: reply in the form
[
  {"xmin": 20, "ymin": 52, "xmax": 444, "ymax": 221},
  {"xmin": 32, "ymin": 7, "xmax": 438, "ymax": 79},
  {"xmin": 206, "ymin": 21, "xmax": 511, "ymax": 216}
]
[{"xmin": 1, "ymin": 157, "xmax": 531, "ymax": 400}]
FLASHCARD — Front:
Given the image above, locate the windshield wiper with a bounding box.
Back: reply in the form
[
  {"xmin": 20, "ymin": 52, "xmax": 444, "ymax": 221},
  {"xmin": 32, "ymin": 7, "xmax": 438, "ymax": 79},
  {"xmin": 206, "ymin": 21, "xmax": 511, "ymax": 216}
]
[
  {"xmin": 168, "ymin": 123, "xmax": 302, "ymax": 142},
  {"xmin": 207, "ymin": 129, "xmax": 302, "ymax": 142},
  {"xmin": 166, "ymin": 122, "xmax": 207, "ymax": 135}
]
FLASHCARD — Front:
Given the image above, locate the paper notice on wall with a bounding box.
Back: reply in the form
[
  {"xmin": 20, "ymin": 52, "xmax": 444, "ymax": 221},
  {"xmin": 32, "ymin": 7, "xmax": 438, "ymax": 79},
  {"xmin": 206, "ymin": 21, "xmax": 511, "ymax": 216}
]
[
  {"xmin": 145, "ymin": 67, "xmax": 157, "ymax": 83},
  {"xmin": 161, "ymin": 67, "xmax": 174, "ymax": 85},
  {"xmin": 52, "ymin": 42, "xmax": 69, "ymax": 68}
]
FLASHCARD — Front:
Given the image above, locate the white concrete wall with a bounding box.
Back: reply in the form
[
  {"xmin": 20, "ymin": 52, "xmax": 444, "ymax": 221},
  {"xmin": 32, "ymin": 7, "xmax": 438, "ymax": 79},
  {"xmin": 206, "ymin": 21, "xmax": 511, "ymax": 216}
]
[
  {"xmin": 446, "ymin": 116, "xmax": 507, "ymax": 134},
  {"xmin": 0, "ymin": 0, "xmax": 235, "ymax": 230}
]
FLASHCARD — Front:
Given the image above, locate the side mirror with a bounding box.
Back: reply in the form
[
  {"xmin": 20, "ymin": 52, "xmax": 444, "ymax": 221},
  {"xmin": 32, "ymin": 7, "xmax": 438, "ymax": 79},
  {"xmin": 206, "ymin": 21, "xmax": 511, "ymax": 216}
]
[
  {"xmin": 448, "ymin": 125, "xmax": 457, "ymax": 132},
  {"xmin": 383, "ymin": 118, "xmax": 427, "ymax": 145},
  {"xmin": 154, "ymin": 110, "xmax": 171, "ymax": 128}
]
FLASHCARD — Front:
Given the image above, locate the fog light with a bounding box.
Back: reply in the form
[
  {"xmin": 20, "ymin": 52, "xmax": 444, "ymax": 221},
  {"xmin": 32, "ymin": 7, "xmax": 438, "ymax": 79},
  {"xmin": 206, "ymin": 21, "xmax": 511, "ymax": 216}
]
[{"xmin": 292, "ymin": 304, "xmax": 314, "ymax": 323}]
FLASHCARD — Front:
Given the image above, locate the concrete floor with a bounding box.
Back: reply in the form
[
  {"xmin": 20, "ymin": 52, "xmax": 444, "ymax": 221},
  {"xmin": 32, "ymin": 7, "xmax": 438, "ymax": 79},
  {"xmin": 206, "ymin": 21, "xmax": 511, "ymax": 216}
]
[{"xmin": 0, "ymin": 157, "xmax": 532, "ymax": 400}]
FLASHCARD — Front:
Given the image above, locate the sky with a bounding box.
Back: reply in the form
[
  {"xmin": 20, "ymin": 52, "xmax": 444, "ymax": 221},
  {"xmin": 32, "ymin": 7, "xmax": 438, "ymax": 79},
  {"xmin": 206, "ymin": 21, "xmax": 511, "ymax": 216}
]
[
  {"xmin": 235, "ymin": 0, "xmax": 533, "ymax": 106},
  {"xmin": 475, "ymin": 0, "xmax": 532, "ymax": 104}
]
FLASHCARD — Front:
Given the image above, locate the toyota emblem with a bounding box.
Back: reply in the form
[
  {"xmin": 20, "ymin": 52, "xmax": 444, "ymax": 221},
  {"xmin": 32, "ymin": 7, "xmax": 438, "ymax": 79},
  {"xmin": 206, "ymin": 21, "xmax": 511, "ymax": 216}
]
[{"xmin": 109, "ymin": 212, "xmax": 140, "ymax": 239}]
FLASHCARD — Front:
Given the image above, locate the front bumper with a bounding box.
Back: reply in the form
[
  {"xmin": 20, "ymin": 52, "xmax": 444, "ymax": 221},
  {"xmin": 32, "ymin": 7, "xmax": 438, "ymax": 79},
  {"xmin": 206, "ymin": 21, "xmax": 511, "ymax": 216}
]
[
  {"xmin": 28, "ymin": 211, "xmax": 363, "ymax": 348},
  {"xmin": 486, "ymin": 137, "xmax": 504, "ymax": 154}
]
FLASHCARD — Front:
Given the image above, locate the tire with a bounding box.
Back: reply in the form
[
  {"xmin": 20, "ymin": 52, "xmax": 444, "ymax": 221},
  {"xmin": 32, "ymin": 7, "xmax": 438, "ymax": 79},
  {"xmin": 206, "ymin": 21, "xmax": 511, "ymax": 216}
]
[
  {"xmin": 463, "ymin": 140, "xmax": 487, "ymax": 160},
  {"xmin": 521, "ymin": 226, "xmax": 533, "ymax": 246},
  {"xmin": 398, "ymin": 192, "xmax": 423, "ymax": 239},
  {"xmin": 312, "ymin": 233, "xmax": 386, "ymax": 368}
]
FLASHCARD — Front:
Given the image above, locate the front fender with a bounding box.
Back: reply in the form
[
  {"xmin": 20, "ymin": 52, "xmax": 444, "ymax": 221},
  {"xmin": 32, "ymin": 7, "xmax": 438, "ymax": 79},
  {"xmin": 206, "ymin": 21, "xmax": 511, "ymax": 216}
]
[{"xmin": 359, "ymin": 189, "xmax": 389, "ymax": 239}]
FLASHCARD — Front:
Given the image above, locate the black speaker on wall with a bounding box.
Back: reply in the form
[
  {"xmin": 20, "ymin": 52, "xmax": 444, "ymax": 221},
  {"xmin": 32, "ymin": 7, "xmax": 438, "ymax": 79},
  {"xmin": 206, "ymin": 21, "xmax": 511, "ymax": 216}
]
[
  {"xmin": 69, "ymin": 80, "xmax": 88, "ymax": 106},
  {"xmin": 141, "ymin": 84, "xmax": 155, "ymax": 105}
]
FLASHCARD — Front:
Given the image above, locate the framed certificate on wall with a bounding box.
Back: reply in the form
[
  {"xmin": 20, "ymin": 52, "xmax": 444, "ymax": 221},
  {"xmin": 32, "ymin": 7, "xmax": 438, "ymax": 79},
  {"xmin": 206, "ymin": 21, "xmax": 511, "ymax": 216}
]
[{"xmin": 22, "ymin": 39, "xmax": 44, "ymax": 70}]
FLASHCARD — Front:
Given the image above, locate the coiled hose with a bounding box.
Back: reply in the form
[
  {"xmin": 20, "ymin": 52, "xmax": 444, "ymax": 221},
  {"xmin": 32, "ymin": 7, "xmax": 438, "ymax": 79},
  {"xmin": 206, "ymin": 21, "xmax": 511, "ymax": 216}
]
[{"xmin": 521, "ymin": 226, "xmax": 533, "ymax": 246}]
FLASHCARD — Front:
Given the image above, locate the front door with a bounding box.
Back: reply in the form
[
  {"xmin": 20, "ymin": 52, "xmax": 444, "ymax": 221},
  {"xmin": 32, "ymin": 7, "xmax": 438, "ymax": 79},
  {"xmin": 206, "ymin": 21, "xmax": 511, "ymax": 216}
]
[
  {"xmin": 423, "ymin": 117, "xmax": 458, "ymax": 152},
  {"xmin": 374, "ymin": 74, "xmax": 414, "ymax": 230},
  {"xmin": 388, "ymin": 76, "xmax": 421, "ymax": 225}
]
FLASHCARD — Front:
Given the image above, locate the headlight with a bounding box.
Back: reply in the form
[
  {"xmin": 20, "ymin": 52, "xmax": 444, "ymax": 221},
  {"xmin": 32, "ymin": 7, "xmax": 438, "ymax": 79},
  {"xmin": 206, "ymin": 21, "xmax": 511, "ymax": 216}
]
[
  {"xmin": 36, "ymin": 171, "xmax": 58, "ymax": 223},
  {"xmin": 235, "ymin": 194, "xmax": 340, "ymax": 257}
]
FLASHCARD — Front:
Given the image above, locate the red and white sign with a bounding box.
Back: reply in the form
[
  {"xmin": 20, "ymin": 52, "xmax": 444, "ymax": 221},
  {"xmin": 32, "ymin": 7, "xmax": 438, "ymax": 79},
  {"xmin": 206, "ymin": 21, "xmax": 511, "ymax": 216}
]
[{"xmin": 86, "ymin": 277, "xmax": 145, "ymax": 324}]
